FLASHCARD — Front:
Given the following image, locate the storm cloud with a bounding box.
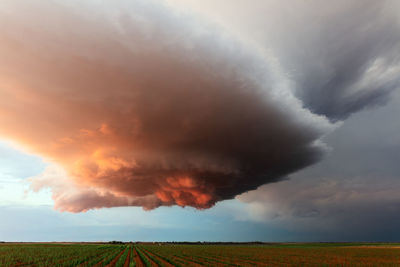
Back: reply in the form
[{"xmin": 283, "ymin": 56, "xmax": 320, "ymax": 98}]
[
  {"xmin": 0, "ymin": 0, "xmax": 331, "ymax": 212},
  {"xmin": 237, "ymin": 90, "xmax": 400, "ymax": 240},
  {"xmin": 2, "ymin": 0, "xmax": 399, "ymax": 214},
  {"xmin": 173, "ymin": 0, "xmax": 400, "ymax": 121},
  {"xmin": 279, "ymin": 0, "xmax": 400, "ymax": 121}
]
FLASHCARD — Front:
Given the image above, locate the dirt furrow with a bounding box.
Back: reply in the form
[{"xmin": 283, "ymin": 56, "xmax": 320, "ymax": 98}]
[
  {"xmin": 77, "ymin": 251, "xmax": 109, "ymax": 267},
  {"xmin": 133, "ymin": 247, "xmax": 146, "ymax": 267},
  {"xmin": 93, "ymin": 248, "xmax": 124, "ymax": 267},
  {"xmin": 140, "ymin": 247, "xmax": 176, "ymax": 267},
  {"xmin": 206, "ymin": 254, "xmax": 268, "ymax": 266},
  {"xmin": 180, "ymin": 254, "xmax": 237, "ymax": 266},
  {"xmin": 135, "ymin": 247, "xmax": 158, "ymax": 267},
  {"xmin": 106, "ymin": 248, "xmax": 127, "ymax": 267},
  {"xmin": 123, "ymin": 247, "xmax": 132, "ymax": 267},
  {"xmin": 13, "ymin": 250, "xmax": 105, "ymax": 267},
  {"xmin": 172, "ymin": 254, "xmax": 205, "ymax": 267}
]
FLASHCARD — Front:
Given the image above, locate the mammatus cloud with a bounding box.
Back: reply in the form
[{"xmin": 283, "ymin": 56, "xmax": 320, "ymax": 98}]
[{"xmin": 0, "ymin": 0, "xmax": 331, "ymax": 212}]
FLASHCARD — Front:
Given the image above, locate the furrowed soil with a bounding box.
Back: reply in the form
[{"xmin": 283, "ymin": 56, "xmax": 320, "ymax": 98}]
[
  {"xmin": 132, "ymin": 247, "xmax": 145, "ymax": 267},
  {"xmin": 172, "ymin": 254, "xmax": 205, "ymax": 266},
  {"xmin": 2, "ymin": 243, "xmax": 400, "ymax": 266},
  {"xmin": 123, "ymin": 247, "xmax": 131, "ymax": 267},
  {"xmin": 135, "ymin": 247, "xmax": 157, "ymax": 267},
  {"xmin": 106, "ymin": 248, "xmax": 126, "ymax": 267},
  {"xmin": 139, "ymin": 247, "xmax": 175, "ymax": 267}
]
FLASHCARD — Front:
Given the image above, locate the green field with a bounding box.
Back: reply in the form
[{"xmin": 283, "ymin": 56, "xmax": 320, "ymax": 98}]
[{"xmin": 1, "ymin": 243, "xmax": 400, "ymax": 266}]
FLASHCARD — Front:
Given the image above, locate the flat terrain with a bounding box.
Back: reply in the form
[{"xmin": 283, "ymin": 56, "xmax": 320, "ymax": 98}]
[{"xmin": 1, "ymin": 243, "xmax": 400, "ymax": 266}]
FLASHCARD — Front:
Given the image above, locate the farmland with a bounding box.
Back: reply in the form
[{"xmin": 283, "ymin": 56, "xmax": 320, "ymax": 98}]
[{"xmin": 1, "ymin": 243, "xmax": 400, "ymax": 266}]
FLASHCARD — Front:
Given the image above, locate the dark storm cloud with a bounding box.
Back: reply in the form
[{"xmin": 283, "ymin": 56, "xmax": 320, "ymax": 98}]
[
  {"xmin": 3, "ymin": 0, "xmax": 398, "ymax": 216},
  {"xmin": 239, "ymin": 177, "xmax": 400, "ymax": 241},
  {"xmin": 184, "ymin": 0, "xmax": 400, "ymax": 121},
  {"xmin": 0, "ymin": 0, "xmax": 331, "ymax": 211},
  {"xmin": 238, "ymin": 91, "xmax": 400, "ymax": 240},
  {"xmin": 288, "ymin": 0, "xmax": 400, "ymax": 121}
]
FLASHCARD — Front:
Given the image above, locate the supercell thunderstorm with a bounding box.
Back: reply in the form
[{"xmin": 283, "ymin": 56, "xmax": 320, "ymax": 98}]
[{"xmin": 0, "ymin": 0, "xmax": 399, "ymax": 212}]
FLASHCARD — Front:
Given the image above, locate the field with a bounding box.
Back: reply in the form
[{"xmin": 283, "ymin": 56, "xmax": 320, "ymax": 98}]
[{"xmin": 1, "ymin": 243, "xmax": 400, "ymax": 266}]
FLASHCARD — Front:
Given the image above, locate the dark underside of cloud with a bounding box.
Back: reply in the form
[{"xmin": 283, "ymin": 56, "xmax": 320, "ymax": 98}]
[
  {"xmin": 237, "ymin": 90, "xmax": 400, "ymax": 240},
  {"xmin": 1, "ymin": 0, "xmax": 399, "ymax": 213}
]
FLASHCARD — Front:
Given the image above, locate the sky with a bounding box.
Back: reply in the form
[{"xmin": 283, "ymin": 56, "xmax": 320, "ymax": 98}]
[{"xmin": 0, "ymin": 0, "xmax": 400, "ymax": 242}]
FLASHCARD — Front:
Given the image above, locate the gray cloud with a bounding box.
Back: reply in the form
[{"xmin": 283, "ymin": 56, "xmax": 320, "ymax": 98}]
[
  {"xmin": 238, "ymin": 91, "xmax": 400, "ymax": 240},
  {"xmin": 174, "ymin": 0, "xmax": 400, "ymax": 121},
  {"xmin": 283, "ymin": 0, "xmax": 400, "ymax": 121}
]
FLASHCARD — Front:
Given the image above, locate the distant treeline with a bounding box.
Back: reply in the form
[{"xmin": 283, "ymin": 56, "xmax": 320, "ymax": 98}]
[
  {"xmin": 108, "ymin": 241, "xmax": 267, "ymax": 245},
  {"xmin": 106, "ymin": 241, "xmax": 400, "ymax": 246}
]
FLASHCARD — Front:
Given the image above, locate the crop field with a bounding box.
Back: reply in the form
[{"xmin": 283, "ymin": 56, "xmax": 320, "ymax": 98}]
[{"xmin": 1, "ymin": 243, "xmax": 400, "ymax": 266}]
